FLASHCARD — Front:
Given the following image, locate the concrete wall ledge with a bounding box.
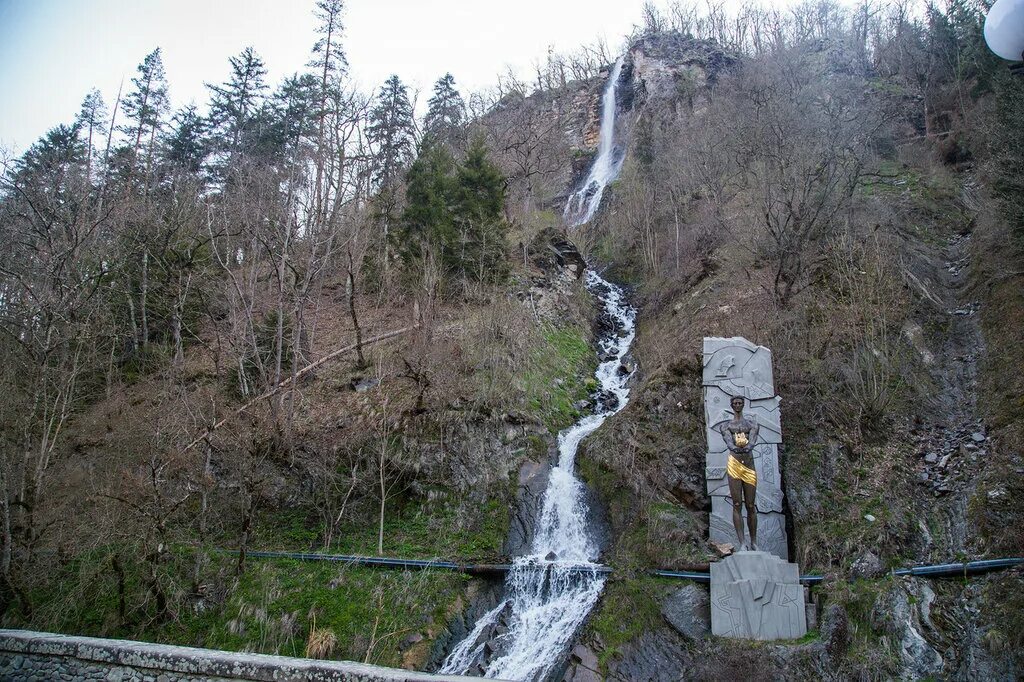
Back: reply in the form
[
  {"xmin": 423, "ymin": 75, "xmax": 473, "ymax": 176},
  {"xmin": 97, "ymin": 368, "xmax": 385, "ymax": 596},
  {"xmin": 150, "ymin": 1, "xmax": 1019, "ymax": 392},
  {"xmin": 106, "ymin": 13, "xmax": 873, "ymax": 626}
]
[{"xmin": 0, "ymin": 629, "xmax": 490, "ymax": 681}]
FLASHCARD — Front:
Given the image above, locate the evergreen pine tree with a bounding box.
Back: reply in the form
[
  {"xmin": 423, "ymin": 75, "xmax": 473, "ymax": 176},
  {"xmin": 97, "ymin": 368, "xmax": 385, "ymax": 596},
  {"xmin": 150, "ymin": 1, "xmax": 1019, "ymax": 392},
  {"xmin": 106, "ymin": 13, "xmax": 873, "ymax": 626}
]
[
  {"xmin": 309, "ymin": 0, "xmax": 348, "ymax": 81},
  {"xmin": 206, "ymin": 47, "xmax": 268, "ymax": 157},
  {"xmin": 308, "ymin": 0, "xmax": 348, "ymax": 148},
  {"xmin": 75, "ymin": 89, "xmax": 107, "ymax": 181},
  {"xmin": 453, "ymin": 136, "xmax": 508, "ymax": 282},
  {"xmin": 263, "ymin": 74, "xmax": 321, "ymax": 158},
  {"xmin": 400, "ymin": 140, "xmax": 456, "ymax": 263},
  {"xmin": 16, "ymin": 124, "xmax": 87, "ymax": 188},
  {"xmin": 120, "ymin": 49, "xmax": 170, "ymax": 166},
  {"xmin": 400, "ymin": 136, "xmax": 508, "ymax": 284},
  {"xmin": 164, "ymin": 105, "xmax": 207, "ymax": 172},
  {"xmin": 423, "ymin": 73, "xmax": 465, "ymax": 145},
  {"xmin": 367, "ymin": 75, "xmax": 416, "ymax": 190}
]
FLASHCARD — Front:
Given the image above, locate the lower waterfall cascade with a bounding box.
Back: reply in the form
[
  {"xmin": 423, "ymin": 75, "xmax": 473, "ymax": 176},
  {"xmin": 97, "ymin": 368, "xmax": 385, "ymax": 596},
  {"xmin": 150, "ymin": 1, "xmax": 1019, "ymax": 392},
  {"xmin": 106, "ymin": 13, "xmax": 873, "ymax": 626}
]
[{"xmin": 440, "ymin": 272, "xmax": 636, "ymax": 681}]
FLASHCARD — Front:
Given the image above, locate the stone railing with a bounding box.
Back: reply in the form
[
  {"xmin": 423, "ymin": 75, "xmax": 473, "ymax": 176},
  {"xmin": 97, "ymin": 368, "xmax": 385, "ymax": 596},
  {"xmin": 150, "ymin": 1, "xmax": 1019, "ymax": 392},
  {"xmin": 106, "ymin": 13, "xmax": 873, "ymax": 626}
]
[{"xmin": 0, "ymin": 629, "xmax": 486, "ymax": 681}]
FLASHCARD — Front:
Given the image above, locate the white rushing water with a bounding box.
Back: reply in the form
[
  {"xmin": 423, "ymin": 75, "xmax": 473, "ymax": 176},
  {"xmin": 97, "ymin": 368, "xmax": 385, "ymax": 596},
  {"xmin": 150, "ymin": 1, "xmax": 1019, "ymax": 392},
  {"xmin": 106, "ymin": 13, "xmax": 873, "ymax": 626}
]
[
  {"xmin": 440, "ymin": 272, "xmax": 637, "ymax": 681},
  {"xmin": 441, "ymin": 57, "xmax": 632, "ymax": 682},
  {"xmin": 563, "ymin": 55, "xmax": 626, "ymax": 227}
]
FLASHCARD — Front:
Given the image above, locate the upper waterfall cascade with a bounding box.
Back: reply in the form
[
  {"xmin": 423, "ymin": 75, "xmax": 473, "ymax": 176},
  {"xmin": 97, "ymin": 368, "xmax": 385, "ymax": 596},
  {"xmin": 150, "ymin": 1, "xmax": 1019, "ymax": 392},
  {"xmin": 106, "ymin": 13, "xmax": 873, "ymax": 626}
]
[
  {"xmin": 563, "ymin": 56, "xmax": 626, "ymax": 227},
  {"xmin": 441, "ymin": 59, "xmax": 633, "ymax": 682}
]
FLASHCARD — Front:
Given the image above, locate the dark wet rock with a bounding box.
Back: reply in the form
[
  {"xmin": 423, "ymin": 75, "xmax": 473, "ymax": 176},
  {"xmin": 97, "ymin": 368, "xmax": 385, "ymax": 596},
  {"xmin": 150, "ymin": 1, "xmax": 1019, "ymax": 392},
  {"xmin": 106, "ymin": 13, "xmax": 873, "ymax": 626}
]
[
  {"xmin": 430, "ymin": 581, "xmax": 508, "ymax": 671},
  {"xmin": 544, "ymin": 551, "xmax": 558, "ymax": 561},
  {"xmin": 602, "ymin": 629, "xmax": 688, "ymax": 682},
  {"xmin": 594, "ymin": 312, "xmax": 618, "ymax": 340},
  {"xmin": 661, "ymin": 584, "xmax": 710, "ymax": 640},
  {"xmin": 594, "ymin": 390, "xmax": 619, "ymax": 412},
  {"xmin": 504, "ymin": 459, "xmax": 552, "ymax": 557},
  {"xmin": 869, "ymin": 581, "xmax": 942, "ymax": 680},
  {"xmin": 821, "ymin": 603, "xmax": 850, "ymax": 662},
  {"xmin": 399, "ymin": 632, "xmax": 424, "ymax": 651},
  {"xmin": 563, "ymin": 644, "xmax": 601, "ymax": 682}
]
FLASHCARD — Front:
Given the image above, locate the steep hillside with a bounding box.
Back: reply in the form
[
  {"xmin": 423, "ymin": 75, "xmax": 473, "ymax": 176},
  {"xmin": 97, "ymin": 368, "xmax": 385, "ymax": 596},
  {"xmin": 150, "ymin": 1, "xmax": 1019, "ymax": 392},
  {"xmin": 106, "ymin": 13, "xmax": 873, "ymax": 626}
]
[
  {"xmin": 556, "ymin": 25, "xmax": 1024, "ymax": 682},
  {"xmin": 2, "ymin": 2, "xmax": 1022, "ymax": 680}
]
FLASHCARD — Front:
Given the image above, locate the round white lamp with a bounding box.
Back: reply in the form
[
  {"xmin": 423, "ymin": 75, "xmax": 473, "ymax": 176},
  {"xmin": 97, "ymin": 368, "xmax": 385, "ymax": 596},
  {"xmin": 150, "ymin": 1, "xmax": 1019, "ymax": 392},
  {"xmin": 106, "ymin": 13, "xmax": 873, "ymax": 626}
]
[{"xmin": 985, "ymin": 0, "xmax": 1024, "ymax": 61}]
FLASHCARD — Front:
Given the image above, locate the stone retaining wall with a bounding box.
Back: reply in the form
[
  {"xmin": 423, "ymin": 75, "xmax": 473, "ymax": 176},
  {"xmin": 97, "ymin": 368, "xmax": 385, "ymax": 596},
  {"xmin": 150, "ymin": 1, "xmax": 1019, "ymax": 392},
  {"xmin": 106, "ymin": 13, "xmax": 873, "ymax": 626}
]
[{"xmin": 0, "ymin": 629, "xmax": 486, "ymax": 681}]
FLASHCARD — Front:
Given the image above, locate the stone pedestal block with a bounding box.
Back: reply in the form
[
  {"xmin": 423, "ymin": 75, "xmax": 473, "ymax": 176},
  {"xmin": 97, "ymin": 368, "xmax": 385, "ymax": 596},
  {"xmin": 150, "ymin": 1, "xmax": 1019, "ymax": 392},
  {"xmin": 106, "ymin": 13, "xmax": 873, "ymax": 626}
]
[{"xmin": 710, "ymin": 551, "xmax": 807, "ymax": 640}]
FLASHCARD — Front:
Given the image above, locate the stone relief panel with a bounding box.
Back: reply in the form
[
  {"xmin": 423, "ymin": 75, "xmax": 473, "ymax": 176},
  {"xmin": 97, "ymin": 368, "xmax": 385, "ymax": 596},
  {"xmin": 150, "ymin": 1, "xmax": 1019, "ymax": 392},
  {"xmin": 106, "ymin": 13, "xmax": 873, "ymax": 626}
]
[
  {"xmin": 704, "ymin": 337, "xmax": 806, "ymax": 641},
  {"xmin": 702, "ymin": 337, "xmax": 789, "ymax": 560},
  {"xmin": 703, "ymin": 338, "xmax": 775, "ymax": 400},
  {"xmin": 709, "ymin": 499, "xmax": 788, "ymax": 560}
]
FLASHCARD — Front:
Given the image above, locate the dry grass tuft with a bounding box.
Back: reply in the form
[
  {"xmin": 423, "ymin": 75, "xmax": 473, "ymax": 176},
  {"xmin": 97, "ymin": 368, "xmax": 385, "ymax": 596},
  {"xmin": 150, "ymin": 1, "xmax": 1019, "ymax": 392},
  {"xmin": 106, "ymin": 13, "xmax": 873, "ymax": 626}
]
[{"xmin": 305, "ymin": 626, "xmax": 338, "ymax": 659}]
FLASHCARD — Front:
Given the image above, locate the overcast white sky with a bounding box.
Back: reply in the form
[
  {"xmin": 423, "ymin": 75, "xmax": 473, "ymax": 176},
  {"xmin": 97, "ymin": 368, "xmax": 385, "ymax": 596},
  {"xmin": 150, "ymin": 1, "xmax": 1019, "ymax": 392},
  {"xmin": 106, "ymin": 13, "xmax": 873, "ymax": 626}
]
[{"xmin": 0, "ymin": 0, "xmax": 661, "ymax": 154}]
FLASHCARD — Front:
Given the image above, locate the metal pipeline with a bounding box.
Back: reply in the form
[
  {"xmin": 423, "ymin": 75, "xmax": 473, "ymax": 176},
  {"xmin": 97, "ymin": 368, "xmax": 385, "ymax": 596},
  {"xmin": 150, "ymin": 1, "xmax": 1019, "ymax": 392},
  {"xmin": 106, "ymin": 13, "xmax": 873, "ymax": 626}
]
[
  {"xmin": 233, "ymin": 550, "xmax": 613, "ymax": 576},
  {"xmin": 231, "ymin": 550, "xmax": 1023, "ymax": 584}
]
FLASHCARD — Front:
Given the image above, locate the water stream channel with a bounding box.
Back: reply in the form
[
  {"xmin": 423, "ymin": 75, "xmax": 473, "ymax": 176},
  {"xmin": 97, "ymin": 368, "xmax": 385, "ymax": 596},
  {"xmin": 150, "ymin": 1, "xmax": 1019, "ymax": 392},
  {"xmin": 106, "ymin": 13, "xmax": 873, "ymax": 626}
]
[{"xmin": 440, "ymin": 56, "xmax": 631, "ymax": 682}]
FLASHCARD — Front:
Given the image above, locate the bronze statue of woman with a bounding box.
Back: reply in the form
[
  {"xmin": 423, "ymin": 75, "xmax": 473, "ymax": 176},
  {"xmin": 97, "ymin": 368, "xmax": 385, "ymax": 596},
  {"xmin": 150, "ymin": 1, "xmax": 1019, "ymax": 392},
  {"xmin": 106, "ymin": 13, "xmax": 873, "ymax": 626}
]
[{"xmin": 717, "ymin": 395, "xmax": 759, "ymax": 551}]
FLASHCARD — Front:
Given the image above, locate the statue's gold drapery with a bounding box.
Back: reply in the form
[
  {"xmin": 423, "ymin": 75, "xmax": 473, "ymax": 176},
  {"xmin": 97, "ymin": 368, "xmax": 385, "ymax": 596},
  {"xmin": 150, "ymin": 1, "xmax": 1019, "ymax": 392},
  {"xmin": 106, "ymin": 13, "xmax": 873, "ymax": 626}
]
[{"xmin": 726, "ymin": 454, "xmax": 757, "ymax": 486}]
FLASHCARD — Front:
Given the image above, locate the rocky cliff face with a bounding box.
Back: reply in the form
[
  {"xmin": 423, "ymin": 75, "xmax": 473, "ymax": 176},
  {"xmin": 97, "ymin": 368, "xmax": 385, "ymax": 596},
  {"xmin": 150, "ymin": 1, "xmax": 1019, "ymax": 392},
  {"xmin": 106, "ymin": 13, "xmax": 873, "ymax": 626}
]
[
  {"xmin": 624, "ymin": 34, "xmax": 736, "ymax": 111},
  {"xmin": 481, "ymin": 33, "xmax": 737, "ymax": 211}
]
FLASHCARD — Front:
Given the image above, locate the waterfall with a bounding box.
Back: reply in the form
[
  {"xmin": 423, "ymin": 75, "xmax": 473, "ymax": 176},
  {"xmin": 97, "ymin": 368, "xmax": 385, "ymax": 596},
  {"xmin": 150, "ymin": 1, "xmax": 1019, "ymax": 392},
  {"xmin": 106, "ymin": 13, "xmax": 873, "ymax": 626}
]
[
  {"xmin": 440, "ymin": 59, "xmax": 633, "ymax": 682},
  {"xmin": 563, "ymin": 55, "xmax": 626, "ymax": 227},
  {"xmin": 441, "ymin": 272, "xmax": 636, "ymax": 681}
]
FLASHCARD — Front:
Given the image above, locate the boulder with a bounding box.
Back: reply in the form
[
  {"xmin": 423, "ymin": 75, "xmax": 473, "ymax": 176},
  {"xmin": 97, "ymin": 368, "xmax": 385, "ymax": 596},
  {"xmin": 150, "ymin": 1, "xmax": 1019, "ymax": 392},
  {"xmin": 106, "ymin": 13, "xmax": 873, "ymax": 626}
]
[
  {"xmin": 662, "ymin": 584, "xmax": 711, "ymax": 640},
  {"xmin": 850, "ymin": 551, "xmax": 885, "ymax": 579}
]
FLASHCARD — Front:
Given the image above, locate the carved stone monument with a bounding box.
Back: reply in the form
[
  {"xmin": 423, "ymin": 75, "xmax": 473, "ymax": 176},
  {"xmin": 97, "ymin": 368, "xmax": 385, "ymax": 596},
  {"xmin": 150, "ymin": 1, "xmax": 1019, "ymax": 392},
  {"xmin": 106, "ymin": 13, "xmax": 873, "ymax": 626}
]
[
  {"xmin": 702, "ymin": 337, "xmax": 788, "ymax": 559},
  {"xmin": 710, "ymin": 551, "xmax": 807, "ymax": 640},
  {"xmin": 703, "ymin": 337, "xmax": 808, "ymax": 640}
]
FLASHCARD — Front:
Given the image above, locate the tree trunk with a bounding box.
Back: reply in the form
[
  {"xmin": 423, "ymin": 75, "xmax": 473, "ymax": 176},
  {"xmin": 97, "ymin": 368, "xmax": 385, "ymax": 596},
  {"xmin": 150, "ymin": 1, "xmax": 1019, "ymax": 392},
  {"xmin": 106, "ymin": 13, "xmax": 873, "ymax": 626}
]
[
  {"xmin": 377, "ymin": 460, "xmax": 385, "ymax": 556},
  {"xmin": 140, "ymin": 249, "xmax": 149, "ymax": 348},
  {"xmin": 112, "ymin": 554, "xmax": 126, "ymax": 623},
  {"xmin": 97, "ymin": 79, "xmax": 122, "ymax": 218},
  {"xmin": 192, "ymin": 442, "xmax": 212, "ymax": 594},
  {"xmin": 0, "ymin": 455, "xmax": 12, "ymax": 617},
  {"xmin": 126, "ymin": 292, "xmax": 139, "ymax": 352},
  {"xmin": 236, "ymin": 493, "xmax": 255, "ymax": 576},
  {"xmin": 347, "ymin": 255, "xmax": 366, "ymax": 368}
]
